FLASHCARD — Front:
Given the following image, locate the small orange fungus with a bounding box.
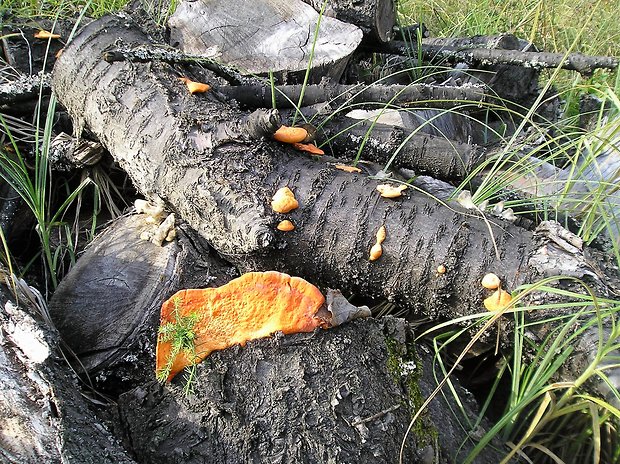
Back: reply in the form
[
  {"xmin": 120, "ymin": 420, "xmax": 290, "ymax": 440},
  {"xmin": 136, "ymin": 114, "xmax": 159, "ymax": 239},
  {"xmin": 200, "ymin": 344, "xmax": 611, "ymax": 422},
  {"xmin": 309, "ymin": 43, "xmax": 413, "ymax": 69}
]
[
  {"xmin": 369, "ymin": 242, "xmax": 383, "ymax": 261},
  {"xmin": 483, "ymin": 289, "xmax": 512, "ymax": 311},
  {"xmin": 437, "ymin": 264, "xmax": 446, "ymax": 275},
  {"xmin": 292, "ymin": 143, "xmax": 324, "ymax": 155},
  {"xmin": 277, "ymin": 220, "xmax": 295, "ymax": 231},
  {"xmin": 376, "ymin": 225, "xmax": 386, "ymax": 243},
  {"xmin": 376, "ymin": 184, "xmax": 407, "ymax": 198},
  {"xmin": 271, "ymin": 187, "xmax": 299, "ymax": 213},
  {"xmin": 481, "ymin": 273, "xmax": 501, "ymax": 290},
  {"xmin": 34, "ymin": 30, "xmax": 61, "ymax": 39},
  {"xmin": 156, "ymin": 271, "xmax": 327, "ymax": 381},
  {"xmin": 178, "ymin": 77, "xmax": 211, "ymax": 94},
  {"xmin": 369, "ymin": 225, "xmax": 386, "ymax": 261},
  {"xmin": 55, "ymin": 48, "xmax": 64, "ymax": 59},
  {"xmin": 273, "ymin": 125, "xmax": 308, "ymax": 144},
  {"xmin": 334, "ymin": 164, "xmax": 361, "ymax": 173}
]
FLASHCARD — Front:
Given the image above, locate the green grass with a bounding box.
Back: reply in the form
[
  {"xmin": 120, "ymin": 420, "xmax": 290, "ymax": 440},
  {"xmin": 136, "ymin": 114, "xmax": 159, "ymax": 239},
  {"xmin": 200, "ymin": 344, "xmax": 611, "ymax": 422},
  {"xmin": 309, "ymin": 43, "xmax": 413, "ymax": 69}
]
[
  {"xmin": 0, "ymin": 0, "xmax": 128, "ymax": 19},
  {"xmin": 398, "ymin": 0, "xmax": 620, "ymax": 58}
]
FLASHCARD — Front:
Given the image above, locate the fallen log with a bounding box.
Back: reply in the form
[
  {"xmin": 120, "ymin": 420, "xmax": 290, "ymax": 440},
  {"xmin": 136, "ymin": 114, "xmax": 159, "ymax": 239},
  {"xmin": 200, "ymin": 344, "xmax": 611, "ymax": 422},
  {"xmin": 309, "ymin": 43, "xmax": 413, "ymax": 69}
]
[
  {"xmin": 168, "ymin": 0, "xmax": 363, "ymax": 83},
  {"xmin": 217, "ymin": 81, "xmax": 489, "ymax": 109},
  {"xmin": 0, "ymin": 71, "xmax": 51, "ymax": 107},
  {"xmin": 48, "ymin": 213, "xmax": 238, "ymax": 393},
  {"xmin": 52, "ymin": 15, "xmax": 619, "ymax": 397},
  {"xmin": 0, "ymin": 276, "xmax": 136, "ymax": 463},
  {"xmin": 377, "ymin": 36, "xmax": 619, "ymax": 75},
  {"xmin": 117, "ymin": 317, "xmax": 510, "ymax": 463},
  {"xmin": 314, "ymin": 115, "xmax": 486, "ymax": 180}
]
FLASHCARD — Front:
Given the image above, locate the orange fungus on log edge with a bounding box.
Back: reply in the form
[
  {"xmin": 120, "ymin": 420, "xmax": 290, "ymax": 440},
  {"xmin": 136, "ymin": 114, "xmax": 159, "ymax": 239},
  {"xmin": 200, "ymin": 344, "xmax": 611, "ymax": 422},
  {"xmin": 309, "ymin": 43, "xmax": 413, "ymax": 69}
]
[{"xmin": 156, "ymin": 271, "xmax": 326, "ymax": 381}]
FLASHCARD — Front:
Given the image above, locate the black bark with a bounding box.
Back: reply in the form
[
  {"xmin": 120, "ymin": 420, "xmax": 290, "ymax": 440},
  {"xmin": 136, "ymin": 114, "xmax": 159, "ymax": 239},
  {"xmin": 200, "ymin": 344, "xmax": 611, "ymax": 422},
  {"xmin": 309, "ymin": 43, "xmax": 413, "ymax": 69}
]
[
  {"xmin": 117, "ymin": 317, "xmax": 509, "ymax": 463},
  {"xmin": 300, "ymin": 0, "xmax": 396, "ymax": 43},
  {"xmin": 377, "ymin": 37, "xmax": 619, "ymax": 75}
]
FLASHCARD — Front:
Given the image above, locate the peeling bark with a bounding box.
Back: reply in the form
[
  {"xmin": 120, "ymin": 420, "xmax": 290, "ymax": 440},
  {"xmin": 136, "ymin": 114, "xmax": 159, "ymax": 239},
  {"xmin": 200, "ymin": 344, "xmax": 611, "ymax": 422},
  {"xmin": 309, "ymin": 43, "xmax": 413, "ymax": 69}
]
[{"xmin": 0, "ymin": 281, "xmax": 135, "ymax": 463}]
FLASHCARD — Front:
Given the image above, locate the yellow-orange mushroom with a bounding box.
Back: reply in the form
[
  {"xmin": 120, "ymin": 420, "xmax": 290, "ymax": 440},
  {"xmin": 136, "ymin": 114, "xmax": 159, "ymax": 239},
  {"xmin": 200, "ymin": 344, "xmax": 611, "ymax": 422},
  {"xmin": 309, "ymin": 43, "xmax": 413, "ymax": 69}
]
[
  {"xmin": 376, "ymin": 225, "xmax": 386, "ymax": 243},
  {"xmin": 277, "ymin": 220, "xmax": 295, "ymax": 231},
  {"xmin": 369, "ymin": 225, "xmax": 386, "ymax": 261},
  {"xmin": 273, "ymin": 126, "xmax": 308, "ymax": 144},
  {"xmin": 156, "ymin": 271, "xmax": 327, "ymax": 381},
  {"xmin": 34, "ymin": 30, "xmax": 61, "ymax": 39},
  {"xmin": 271, "ymin": 187, "xmax": 299, "ymax": 213},
  {"xmin": 481, "ymin": 273, "xmax": 501, "ymax": 290},
  {"xmin": 178, "ymin": 77, "xmax": 211, "ymax": 94},
  {"xmin": 334, "ymin": 164, "xmax": 362, "ymax": 173},
  {"xmin": 376, "ymin": 183, "xmax": 407, "ymax": 199},
  {"xmin": 292, "ymin": 143, "xmax": 325, "ymax": 155},
  {"xmin": 369, "ymin": 242, "xmax": 383, "ymax": 261},
  {"xmin": 483, "ymin": 289, "xmax": 512, "ymax": 311}
]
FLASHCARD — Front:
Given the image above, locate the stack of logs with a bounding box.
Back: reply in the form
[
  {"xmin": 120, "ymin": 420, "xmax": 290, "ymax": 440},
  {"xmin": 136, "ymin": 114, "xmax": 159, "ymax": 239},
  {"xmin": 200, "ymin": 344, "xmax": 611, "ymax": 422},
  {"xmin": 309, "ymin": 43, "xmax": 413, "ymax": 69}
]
[{"xmin": 1, "ymin": 0, "xmax": 619, "ymax": 462}]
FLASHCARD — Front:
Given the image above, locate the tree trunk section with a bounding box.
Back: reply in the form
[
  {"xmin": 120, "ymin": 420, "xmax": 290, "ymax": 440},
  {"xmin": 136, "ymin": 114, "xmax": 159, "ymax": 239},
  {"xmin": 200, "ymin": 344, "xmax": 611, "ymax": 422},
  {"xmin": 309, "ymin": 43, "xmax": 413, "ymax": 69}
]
[
  {"xmin": 117, "ymin": 317, "xmax": 509, "ymax": 463},
  {"xmin": 48, "ymin": 214, "xmax": 238, "ymax": 393},
  {"xmin": 168, "ymin": 0, "xmax": 363, "ymax": 83}
]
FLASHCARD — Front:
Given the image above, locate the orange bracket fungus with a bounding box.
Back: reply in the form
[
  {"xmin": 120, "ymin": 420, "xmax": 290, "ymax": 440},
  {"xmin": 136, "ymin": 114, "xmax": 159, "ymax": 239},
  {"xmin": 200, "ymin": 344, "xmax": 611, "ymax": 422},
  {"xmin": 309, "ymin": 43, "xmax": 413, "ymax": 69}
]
[
  {"xmin": 369, "ymin": 225, "xmax": 386, "ymax": 261},
  {"xmin": 276, "ymin": 219, "xmax": 295, "ymax": 232},
  {"xmin": 376, "ymin": 183, "xmax": 407, "ymax": 199},
  {"xmin": 156, "ymin": 272, "xmax": 329, "ymax": 381},
  {"xmin": 292, "ymin": 143, "xmax": 325, "ymax": 155},
  {"xmin": 483, "ymin": 289, "xmax": 513, "ymax": 311},
  {"xmin": 34, "ymin": 30, "xmax": 61, "ymax": 39},
  {"xmin": 178, "ymin": 77, "xmax": 211, "ymax": 94},
  {"xmin": 271, "ymin": 186, "xmax": 299, "ymax": 213},
  {"xmin": 273, "ymin": 125, "xmax": 308, "ymax": 144}
]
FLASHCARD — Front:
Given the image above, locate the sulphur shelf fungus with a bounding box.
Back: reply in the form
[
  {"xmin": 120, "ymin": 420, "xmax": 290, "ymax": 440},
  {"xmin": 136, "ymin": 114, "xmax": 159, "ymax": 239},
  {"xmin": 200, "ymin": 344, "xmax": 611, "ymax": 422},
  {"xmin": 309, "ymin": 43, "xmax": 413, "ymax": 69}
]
[
  {"xmin": 481, "ymin": 273, "xmax": 501, "ymax": 290},
  {"xmin": 178, "ymin": 77, "xmax": 211, "ymax": 94},
  {"xmin": 273, "ymin": 125, "xmax": 308, "ymax": 144},
  {"xmin": 369, "ymin": 225, "xmax": 386, "ymax": 261},
  {"xmin": 376, "ymin": 183, "xmax": 407, "ymax": 199},
  {"xmin": 483, "ymin": 289, "xmax": 513, "ymax": 311},
  {"xmin": 271, "ymin": 187, "xmax": 299, "ymax": 213},
  {"xmin": 156, "ymin": 272, "xmax": 370, "ymax": 382},
  {"xmin": 277, "ymin": 220, "xmax": 295, "ymax": 232},
  {"xmin": 292, "ymin": 143, "xmax": 325, "ymax": 155},
  {"xmin": 34, "ymin": 30, "xmax": 61, "ymax": 39}
]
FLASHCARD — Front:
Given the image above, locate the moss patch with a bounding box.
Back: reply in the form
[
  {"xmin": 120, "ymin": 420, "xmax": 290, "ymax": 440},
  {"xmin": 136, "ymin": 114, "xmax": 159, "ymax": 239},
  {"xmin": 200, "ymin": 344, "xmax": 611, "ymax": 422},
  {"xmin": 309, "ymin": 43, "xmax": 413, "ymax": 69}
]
[{"xmin": 385, "ymin": 336, "xmax": 438, "ymax": 448}]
